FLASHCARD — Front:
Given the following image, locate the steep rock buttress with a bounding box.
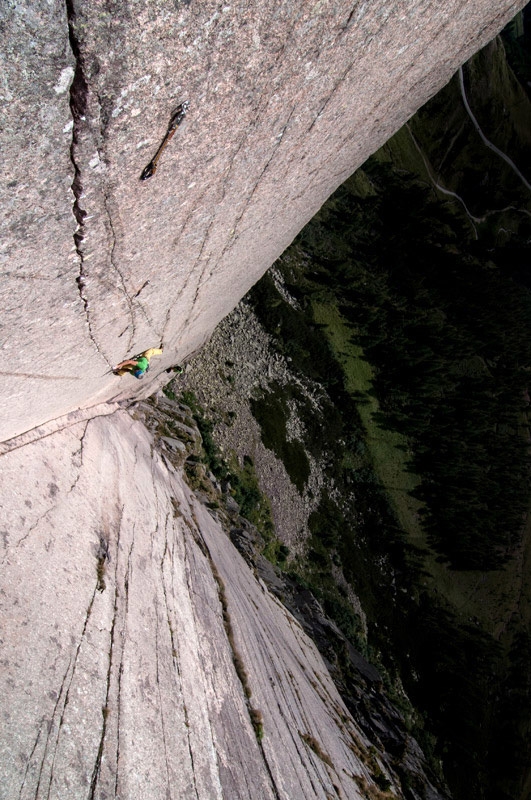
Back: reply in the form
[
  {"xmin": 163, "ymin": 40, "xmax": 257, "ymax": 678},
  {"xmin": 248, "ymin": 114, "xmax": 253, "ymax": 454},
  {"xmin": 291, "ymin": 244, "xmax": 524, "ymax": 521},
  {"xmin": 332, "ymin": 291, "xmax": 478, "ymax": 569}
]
[
  {"xmin": 0, "ymin": 0, "xmax": 526, "ymax": 442},
  {"xmin": 0, "ymin": 409, "xmax": 423, "ymax": 800}
]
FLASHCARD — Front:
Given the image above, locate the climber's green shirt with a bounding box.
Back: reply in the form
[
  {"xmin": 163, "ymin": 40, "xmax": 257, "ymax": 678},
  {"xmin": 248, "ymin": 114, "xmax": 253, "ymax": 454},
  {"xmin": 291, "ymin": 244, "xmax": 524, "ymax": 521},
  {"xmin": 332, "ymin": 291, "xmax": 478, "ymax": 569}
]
[{"xmin": 136, "ymin": 356, "xmax": 149, "ymax": 372}]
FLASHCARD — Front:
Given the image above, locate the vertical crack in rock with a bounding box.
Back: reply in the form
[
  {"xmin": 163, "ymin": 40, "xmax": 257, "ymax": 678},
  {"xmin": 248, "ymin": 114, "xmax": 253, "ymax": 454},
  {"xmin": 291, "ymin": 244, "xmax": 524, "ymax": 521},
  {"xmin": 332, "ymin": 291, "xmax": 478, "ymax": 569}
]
[
  {"xmin": 334, "ymin": 1, "xmax": 370, "ymax": 42},
  {"xmin": 90, "ymin": 510, "xmax": 126, "ymax": 799},
  {"xmin": 101, "ymin": 190, "xmax": 136, "ymax": 352},
  {"xmin": 112, "ymin": 529, "xmax": 133, "ymax": 799},
  {"xmin": 160, "ymin": 308, "xmax": 172, "ymax": 349},
  {"xmin": 180, "ymin": 216, "xmax": 217, "ymax": 332},
  {"xmin": 165, "ymin": 187, "xmax": 211, "ymax": 338},
  {"xmin": 308, "ymin": 59, "xmax": 357, "ymax": 136},
  {"xmin": 101, "ymin": 184, "xmax": 160, "ymax": 349},
  {"xmin": 176, "ymin": 257, "xmax": 212, "ymax": 342},
  {"xmin": 212, "ymin": 106, "xmax": 296, "ymax": 280},
  {"xmin": 65, "ymin": 0, "xmax": 112, "ymax": 368},
  {"xmin": 178, "ymin": 105, "xmax": 296, "ymax": 336},
  {"xmin": 24, "ymin": 656, "xmax": 72, "ymax": 799},
  {"xmin": 68, "ymin": 420, "xmax": 89, "ymax": 493},
  {"xmin": 89, "ymin": 594, "xmax": 115, "ymax": 798},
  {"xmin": 154, "ymin": 616, "xmax": 174, "ymax": 796},
  {"xmin": 34, "ymin": 585, "xmax": 98, "ymax": 798},
  {"xmin": 163, "ymin": 514, "xmax": 202, "ymax": 799},
  {"xmin": 194, "ymin": 528, "xmax": 282, "ymax": 800},
  {"xmin": 94, "ymin": 93, "xmax": 161, "ymax": 349},
  {"xmin": 175, "ymin": 185, "xmax": 210, "ymax": 248}
]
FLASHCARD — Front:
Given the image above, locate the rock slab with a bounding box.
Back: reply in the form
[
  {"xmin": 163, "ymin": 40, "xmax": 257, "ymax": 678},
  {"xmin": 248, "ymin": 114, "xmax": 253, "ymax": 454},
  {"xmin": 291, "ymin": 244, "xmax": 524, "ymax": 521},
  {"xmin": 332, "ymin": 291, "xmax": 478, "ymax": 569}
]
[{"xmin": 1, "ymin": 410, "xmax": 404, "ymax": 799}]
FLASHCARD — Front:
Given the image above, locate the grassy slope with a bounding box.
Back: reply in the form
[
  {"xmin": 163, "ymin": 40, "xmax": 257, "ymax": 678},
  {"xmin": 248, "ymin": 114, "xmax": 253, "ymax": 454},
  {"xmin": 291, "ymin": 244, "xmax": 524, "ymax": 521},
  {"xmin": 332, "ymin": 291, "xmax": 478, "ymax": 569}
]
[{"xmin": 312, "ymin": 301, "xmax": 425, "ymax": 543}]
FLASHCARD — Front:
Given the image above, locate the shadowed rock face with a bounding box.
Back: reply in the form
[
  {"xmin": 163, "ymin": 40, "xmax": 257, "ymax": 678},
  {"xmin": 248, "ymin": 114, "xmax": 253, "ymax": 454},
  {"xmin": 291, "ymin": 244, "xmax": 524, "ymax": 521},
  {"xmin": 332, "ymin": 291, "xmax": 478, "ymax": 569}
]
[{"xmin": 0, "ymin": 0, "xmax": 526, "ymax": 442}]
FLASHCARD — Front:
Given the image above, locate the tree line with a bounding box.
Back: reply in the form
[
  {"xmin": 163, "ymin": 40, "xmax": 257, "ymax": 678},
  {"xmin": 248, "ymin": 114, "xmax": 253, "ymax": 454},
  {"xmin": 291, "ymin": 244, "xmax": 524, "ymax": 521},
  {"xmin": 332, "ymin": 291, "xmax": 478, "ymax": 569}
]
[{"xmin": 299, "ymin": 160, "xmax": 531, "ymax": 570}]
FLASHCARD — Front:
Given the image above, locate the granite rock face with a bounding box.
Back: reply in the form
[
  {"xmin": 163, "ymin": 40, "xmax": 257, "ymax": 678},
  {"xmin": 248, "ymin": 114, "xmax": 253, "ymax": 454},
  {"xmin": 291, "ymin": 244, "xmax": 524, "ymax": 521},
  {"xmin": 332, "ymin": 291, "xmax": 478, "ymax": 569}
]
[
  {"xmin": 0, "ymin": 2, "xmax": 527, "ymax": 797},
  {"xmin": 0, "ymin": 409, "xmax": 412, "ymax": 800},
  {"xmin": 0, "ymin": 0, "xmax": 526, "ymax": 442}
]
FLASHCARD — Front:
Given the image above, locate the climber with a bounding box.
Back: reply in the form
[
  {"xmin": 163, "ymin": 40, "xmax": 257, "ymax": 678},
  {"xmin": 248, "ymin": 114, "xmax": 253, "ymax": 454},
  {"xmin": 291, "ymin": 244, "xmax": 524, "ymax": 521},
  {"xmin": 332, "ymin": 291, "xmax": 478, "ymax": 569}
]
[{"xmin": 113, "ymin": 347, "xmax": 163, "ymax": 378}]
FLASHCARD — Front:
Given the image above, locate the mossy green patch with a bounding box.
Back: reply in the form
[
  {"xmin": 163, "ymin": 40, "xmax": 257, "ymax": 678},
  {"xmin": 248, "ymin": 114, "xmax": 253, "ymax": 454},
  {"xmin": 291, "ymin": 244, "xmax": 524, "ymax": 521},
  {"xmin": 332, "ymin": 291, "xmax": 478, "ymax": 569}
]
[
  {"xmin": 311, "ymin": 301, "xmax": 425, "ymax": 544},
  {"xmin": 180, "ymin": 390, "xmax": 228, "ymax": 480},
  {"xmin": 228, "ymin": 453, "xmax": 276, "ymax": 545},
  {"xmin": 250, "ymin": 388, "xmax": 310, "ymax": 493}
]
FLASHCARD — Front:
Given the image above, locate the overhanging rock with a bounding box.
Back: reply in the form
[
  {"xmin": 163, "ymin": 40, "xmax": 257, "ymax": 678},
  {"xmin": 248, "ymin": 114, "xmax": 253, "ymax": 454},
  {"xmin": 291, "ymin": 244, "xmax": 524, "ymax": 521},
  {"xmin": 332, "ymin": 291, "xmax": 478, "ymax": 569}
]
[{"xmin": 0, "ymin": 0, "xmax": 526, "ymax": 441}]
